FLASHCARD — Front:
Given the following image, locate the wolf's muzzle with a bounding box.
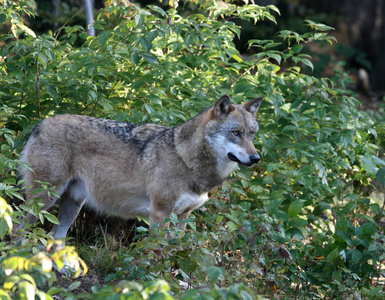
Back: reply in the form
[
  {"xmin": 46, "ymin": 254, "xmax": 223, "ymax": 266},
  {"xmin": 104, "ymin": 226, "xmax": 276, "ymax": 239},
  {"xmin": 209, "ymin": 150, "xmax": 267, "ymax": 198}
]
[{"xmin": 228, "ymin": 153, "xmax": 260, "ymax": 167}]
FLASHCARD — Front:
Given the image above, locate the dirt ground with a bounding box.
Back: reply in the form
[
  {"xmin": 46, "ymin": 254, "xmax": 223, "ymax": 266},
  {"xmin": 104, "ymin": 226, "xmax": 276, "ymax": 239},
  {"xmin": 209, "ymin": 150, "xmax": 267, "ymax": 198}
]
[{"xmin": 54, "ymin": 269, "xmax": 105, "ymax": 296}]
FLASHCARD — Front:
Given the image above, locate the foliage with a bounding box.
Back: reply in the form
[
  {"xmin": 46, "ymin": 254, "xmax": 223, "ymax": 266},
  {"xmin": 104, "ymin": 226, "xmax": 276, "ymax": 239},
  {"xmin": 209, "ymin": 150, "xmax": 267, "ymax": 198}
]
[{"xmin": 1, "ymin": 0, "xmax": 385, "ymax": 299}]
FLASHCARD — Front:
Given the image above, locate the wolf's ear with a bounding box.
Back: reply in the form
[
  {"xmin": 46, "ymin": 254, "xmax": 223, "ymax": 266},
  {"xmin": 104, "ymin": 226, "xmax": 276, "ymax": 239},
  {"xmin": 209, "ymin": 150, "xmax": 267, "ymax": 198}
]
[
  {"xmin": 213, "ymin": 95, "xmax": 234, "ymax": 118},
  {"xmin": 244, "ymin": 97, "xmax": 263, "ymax": 116}
]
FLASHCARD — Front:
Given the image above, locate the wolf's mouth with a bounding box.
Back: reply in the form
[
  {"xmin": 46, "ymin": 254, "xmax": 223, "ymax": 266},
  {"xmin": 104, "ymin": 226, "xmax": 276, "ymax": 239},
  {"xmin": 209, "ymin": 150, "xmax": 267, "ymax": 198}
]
[{"xmin": 227, "ymin": 153, "xmax": 255, "ymax": 167}]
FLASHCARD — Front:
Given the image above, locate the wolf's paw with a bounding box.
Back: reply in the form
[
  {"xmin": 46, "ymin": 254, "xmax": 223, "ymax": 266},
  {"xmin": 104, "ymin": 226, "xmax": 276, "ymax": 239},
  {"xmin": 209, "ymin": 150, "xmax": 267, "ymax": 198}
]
[
  {"xmin": 55, "ymin": 257, "xmax": 79, "ymax": 277},
  {"xmin": 54, "ymin": 253, "xmax": 87, "ymax": 277}
]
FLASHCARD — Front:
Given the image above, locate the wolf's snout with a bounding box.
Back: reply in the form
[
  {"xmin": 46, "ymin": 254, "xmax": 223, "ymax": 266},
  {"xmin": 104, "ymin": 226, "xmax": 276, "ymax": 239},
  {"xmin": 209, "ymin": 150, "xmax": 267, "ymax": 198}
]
[
  {"xmin": 249, "ymin": 154, "xmax": 260, "ymax": 164},
  {"xmin": 228, "ymin": 152, "xmax": 260, "ymax": 167}
]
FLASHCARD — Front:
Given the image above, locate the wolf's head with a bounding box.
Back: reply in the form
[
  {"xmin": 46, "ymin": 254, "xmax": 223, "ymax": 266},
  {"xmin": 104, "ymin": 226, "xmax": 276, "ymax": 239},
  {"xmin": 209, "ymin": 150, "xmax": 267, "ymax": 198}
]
[{"xmin": 205, "ymin": 95, "xmax": 262, "ymax": 177}]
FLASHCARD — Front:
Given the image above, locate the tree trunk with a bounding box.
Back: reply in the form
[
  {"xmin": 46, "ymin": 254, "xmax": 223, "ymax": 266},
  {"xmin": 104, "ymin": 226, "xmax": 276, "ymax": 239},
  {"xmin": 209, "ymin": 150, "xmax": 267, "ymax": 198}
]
[{"xmin": 84, "ymin": 0, "xmax": 95, "ymax": 36}]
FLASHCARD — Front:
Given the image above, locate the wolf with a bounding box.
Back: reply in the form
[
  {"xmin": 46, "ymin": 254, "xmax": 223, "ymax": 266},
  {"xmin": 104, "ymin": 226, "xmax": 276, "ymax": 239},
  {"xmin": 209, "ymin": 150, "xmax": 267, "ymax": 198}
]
[{"xmin": 15, "ymin": 95, "xmax": 262, "ymax": 242}]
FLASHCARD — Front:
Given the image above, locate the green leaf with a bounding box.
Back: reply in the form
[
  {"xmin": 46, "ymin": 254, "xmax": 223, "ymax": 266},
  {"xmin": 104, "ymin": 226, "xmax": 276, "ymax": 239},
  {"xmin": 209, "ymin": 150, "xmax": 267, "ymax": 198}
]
[
  {"xmin": 44, "ymin": 213, "xmax": 59, "ymax": 225},
  {"xmin": 266, "ymin": 51, "xmax": 281, "ymax": 64},
  {"xmin": 0, "ymin": 14, "xmax": 7, "ymax": 25},
  {"xmin": 93, "ymin": 23, "xmax": 104, "ymax": 30},
  {"xmin": 326, "ymin": 248, "xmax": 344, "ymax": 265},
  {"xmin": 226, "ymin": 221, "xmax": 238, "ymax": 232},
  {"xmin": 70, "ymin": 33, "xmax": 77, "ymax": 44},
  {"xmin": 131, "ymin": 51, "xmax": 140, "ymax": 65},
  {"xmin": 18, "ymin": 281, "xmax": 35, "ymax": 299},
  {"xmin": 180, "ymin": 290, "xmax": 199, "ymax": 300},
  {"xmin": 291, "ymin": 44, "xmax": 303, "ymax": 53},
  {"xmin": 145, "ymin": 31, "xmax": 158, "ymax": 50},
  {"xmin": 231, "ymin": 54, "xmax": 243, "ymax": 62},
  {"xmin": 267, "ymin": 5, "xmax": 281, "ymax": 15},
  {"xmin": 361, "ymin": 222, "xmax": 377, "ymax": 237},
  {"xmin": 37, "ymin": 53, "xmax": 48, "ymax": 68},
  {"xmin": 46, "ymin": 84, "xmax": 59, "ymax": 103},
  {"xmin": 135, "ymin": 14, "xmax": 144, "ymax": 27},
  {"xmin": 15, "ymin": 22, "xmax": 36, "ymax": 37},
  {"xmin": 299, "ymin": 165, "xmax": 314, "ymax": 176},
  {"xmin": 67, "ymin": 281, "xmax": 81, "ymax": 291},
  {"xmin": 376, "ymin": 167, "xmax": 385, "ymax": 186},
  {"xmin": 231, "ymin": 186, "xmax": 247, "ymax": 197},
  {"xmin": 370, "ymin": 287, "xmax": 383, "ymax": 296},
  {"xmin": 288, "ymin": 200, "xmax": 305, "ymax": 218},
  {"xmin": 360, "ymin": 157, "xmax": 378, "ymax": 174},
  {"xmin": 206, "ymin": 266, "xmax": 224, "ymax": 283},
  {"xmin": 305, "ymin": 20, "xmax": 334, "ymax": 31},
  {"xmin": 351, "ymin": 249, "xmax": 362, "ymax": 264},
  {"xmin": 139, "ymin": 52, "xmax": 159, "ymax": 64},
  {"xmin": 149, "ymin": 5, "xmax": 167, "ymax": 16},
  {"xmin": 0, "ymin": 218, "xmax": 10, "ymax": 239},
  {"xmin": 370, "ymin": 203, "xmax": 380, "ymax": 215},
  {"xmin": 98, "ymin": 30, "xmax": 111, "ymax": 46},
  {"xmin": 299, "ymin": 58, "xmax": 313, "ymax": 70},
  {"xmin": 269, "ymin": 93, "xmax": 285, "ymax": 107}
]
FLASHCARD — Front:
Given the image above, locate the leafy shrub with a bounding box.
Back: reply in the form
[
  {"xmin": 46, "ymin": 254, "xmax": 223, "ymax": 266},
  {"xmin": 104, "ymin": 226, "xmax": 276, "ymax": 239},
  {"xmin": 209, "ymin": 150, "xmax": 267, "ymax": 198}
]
[{"xmin": 1, "ymin": 0, "xmax": 385, "ymax": 299}]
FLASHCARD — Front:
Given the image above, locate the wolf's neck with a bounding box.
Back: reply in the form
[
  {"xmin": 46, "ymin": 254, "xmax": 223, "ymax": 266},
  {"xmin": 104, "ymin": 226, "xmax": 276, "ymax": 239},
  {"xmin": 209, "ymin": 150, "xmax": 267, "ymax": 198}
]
[{"xmin": 174, "ymin": 115, "xmax": 228, "ymax": 192}]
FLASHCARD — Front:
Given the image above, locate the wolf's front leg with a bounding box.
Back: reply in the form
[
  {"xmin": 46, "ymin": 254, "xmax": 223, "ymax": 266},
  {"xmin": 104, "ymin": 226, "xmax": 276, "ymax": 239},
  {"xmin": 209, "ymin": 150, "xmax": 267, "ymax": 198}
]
[
  {"xmin": 149, "ymin": 209, "xmax": 171, "ymax": 229},
  {"xmin": 176, "ymin": 211, "xmax": 192, "ymax": 230}
]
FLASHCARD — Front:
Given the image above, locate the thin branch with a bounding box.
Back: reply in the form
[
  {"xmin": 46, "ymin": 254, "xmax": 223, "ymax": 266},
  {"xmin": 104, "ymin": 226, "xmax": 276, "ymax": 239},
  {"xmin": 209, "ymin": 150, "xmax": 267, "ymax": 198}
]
[
  {"xmin": 230, "ymin": 39, "xmax": 313, "ymax": 89},
  {"xmin": 54, "ymin": 10, "xmax": 83, "ymax": 42},
  {"xmin": 90, "ymin": 83, "xmax": 109, "ymax": 117},
  {"xmin": 36, "ymin": 59, "xmax": 41, "ymax": 119},
  {"xmin": 378, "ymin": 192, "xmax": 385, "ymax": 227},
  {"xmin": 229, "ymin": 57, "xmax": 268, "ymax": 89},
  {"xmin": 90, "ymin": 70, "xmax": 119, "ymax": 117},
  {"xmin": 18, "ymin": 69, "xmax": 26, "ymax": 112}
]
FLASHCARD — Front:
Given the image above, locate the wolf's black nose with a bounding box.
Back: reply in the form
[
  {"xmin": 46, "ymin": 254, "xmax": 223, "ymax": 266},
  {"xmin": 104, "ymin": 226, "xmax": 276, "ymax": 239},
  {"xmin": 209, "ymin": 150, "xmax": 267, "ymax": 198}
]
[{"xmin": 250, "ymin": 154, "xmax": 260, "ymax": 164}]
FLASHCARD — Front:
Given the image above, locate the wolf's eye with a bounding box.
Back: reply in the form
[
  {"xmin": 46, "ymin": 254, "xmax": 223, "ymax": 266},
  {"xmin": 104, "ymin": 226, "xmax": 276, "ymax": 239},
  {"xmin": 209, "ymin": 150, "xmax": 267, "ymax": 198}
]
[
  {"xmin": 250, "ymin": 130, "xmax": 256, "ymax": 135},
  {"xmin": 232, "ymin": 130, "xmax": 240, "ymax": 137}
]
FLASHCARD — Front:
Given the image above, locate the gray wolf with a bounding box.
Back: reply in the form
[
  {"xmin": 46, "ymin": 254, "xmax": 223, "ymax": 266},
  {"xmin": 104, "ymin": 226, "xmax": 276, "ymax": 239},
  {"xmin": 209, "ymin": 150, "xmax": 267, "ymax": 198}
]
[{"xmin": 16, "ymin": 95, "xmax": 262, "ymax": 241}]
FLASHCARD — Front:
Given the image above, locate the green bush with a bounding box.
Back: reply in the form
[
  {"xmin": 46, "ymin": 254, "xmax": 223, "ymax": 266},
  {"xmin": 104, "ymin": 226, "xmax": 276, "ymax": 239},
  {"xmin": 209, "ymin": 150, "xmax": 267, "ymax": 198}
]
[{"xmin": 1, "ymin": 0, "xmax": 385, "ymax": 298}]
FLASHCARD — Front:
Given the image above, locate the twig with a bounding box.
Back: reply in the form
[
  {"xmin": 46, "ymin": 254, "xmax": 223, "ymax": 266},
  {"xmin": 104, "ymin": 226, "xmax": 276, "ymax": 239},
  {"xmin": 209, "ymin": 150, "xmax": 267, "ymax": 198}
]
[
  {"xmin": 90, "ymin": 70, "xmax": 119, "ymax": 117},
  {"xmin": 91, "ymin": 82, "xmax": 108, "ymax": 117},
  {"xmin": 18, "ymin": 69, "xmax": 26, "ymax": 112},
  {"xmin": 229, "ymin": 57, "xmax": 268, "ymax": 88},
  {"xmin": 377, "ymin": 193, "xmax": 385, "ymax": 226},
  {"xmin": 55, "ymin": 10, "xmax": 83, "ymax": 42},
  {"xmin": 229, "ymin": 39, "xmax": 313, "ymax": 89},
  {"xmin": 90, "ymin": 40, "xmax": 123, "ymax": 116},
  {"xmin": 36, "ymin": 59, "xmax": 41, "ymax": 119},
  {"xmin": 99, "ymin": 223, "xmax": 109, "ymax": 250}
]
